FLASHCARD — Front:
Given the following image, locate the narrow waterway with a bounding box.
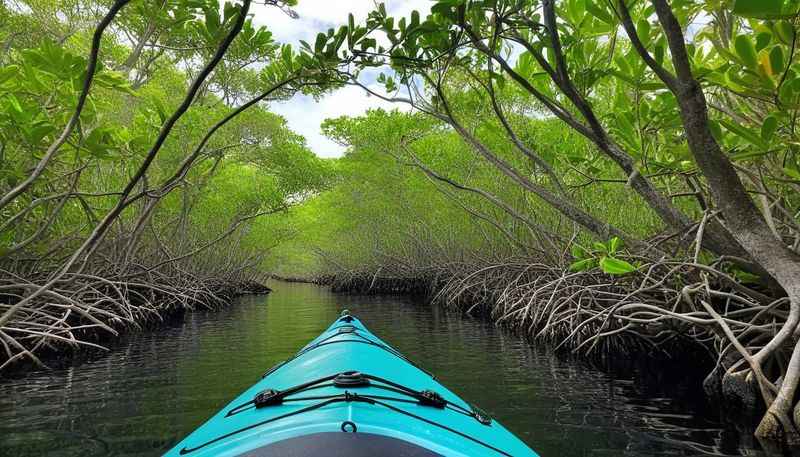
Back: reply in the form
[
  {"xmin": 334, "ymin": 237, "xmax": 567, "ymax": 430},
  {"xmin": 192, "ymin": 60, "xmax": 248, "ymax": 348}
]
[{"xmin": 0, "ymin": 281, "xmax": 774, "ymax": 456}]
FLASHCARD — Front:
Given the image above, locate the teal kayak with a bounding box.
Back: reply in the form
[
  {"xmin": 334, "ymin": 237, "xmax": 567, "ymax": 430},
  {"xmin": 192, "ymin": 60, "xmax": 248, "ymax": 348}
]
[{"xmin": 165, "ymin": 311, "xmax": 539, "ymax": 456}]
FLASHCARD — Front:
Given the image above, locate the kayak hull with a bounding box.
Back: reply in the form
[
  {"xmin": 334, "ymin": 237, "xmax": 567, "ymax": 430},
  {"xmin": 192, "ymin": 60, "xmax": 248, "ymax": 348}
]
[{"xmin": 165, "ymin": 313, "xmax": 539, "ymax": 456}]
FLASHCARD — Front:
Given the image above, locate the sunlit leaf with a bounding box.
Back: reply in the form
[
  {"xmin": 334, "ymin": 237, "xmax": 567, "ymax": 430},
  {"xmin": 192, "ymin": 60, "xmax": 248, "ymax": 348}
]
[
  {"xmin": 732, "ymin": 0, "xmax": 786, "ymax": 18},
  {"xmin": 584, "ymin": 0, "xmax": 612, "ymax": 24},
  {"xmin": 733, "ymin": 35, "xmax": 758, "ymax": 69},
  {"xmin": 599, "ymin": 256, "xmax": 637, "ymax": 275},
  {"xmin": 569, "ymin": 258, "xmax": 597, "ymax": 272},
  {"xmin": 608, "ymin": 236, "xmax": 622, "ymax": 255},
  {"xmin": 761, "ymin": 115, "xmax": 778, "ymax": 141},
  {"xmin": 720, "ymin": 119, "xmax": 768, "ymax": 149}
]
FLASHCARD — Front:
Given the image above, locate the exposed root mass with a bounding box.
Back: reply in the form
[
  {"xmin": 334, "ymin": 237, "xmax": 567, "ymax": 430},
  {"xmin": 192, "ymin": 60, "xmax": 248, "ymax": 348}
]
[
  {"xmin": 0, "ymin": 262, "xmax": 269, "ymax": 373},
  {"xmin": 320, "ymin": 258, "xmax": 794, "ymax": 431}
]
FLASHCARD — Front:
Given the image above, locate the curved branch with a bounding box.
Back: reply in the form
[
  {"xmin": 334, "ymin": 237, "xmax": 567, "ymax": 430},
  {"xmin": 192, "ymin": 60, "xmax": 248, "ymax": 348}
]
[
  {"xmin": 0, "ymin": 0, "xmax": 253, "ymax": 329},
  {"xmin": 0, "ymin": 0, "xmax": 132, "ymax": 212}
]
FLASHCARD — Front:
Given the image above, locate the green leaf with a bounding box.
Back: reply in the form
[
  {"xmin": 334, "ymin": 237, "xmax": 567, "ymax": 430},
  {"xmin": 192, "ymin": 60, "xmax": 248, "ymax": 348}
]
[
  {"xmin": 734, "ymin": 35, "xmax": 759, "ymax": 69},
  {"xmin": 222, "ymin": 1, "xmax": 238, "ymax": 24},
  {"xmin": 566, "ymin": 0, "xmax": 585, "ymax": 23},
  {"xmin": 614, "ymin": 55, "xmax": 632, "ymax": 75},
  {"xmin": 762, "ymin": 115, "xmax": 778, "ymax": 141},
  {"xmin": 314, "ymin": 32, "xmax": 327, "ymax": 53},
  {"xmin": 775, "ymin": 21, "xmax": 795, "ymax": 44},
  {"xmin": 569, "ymin": 258, "xmax": 597, "ymax": 272},
  {"xmin": 431, "ymin": 2, "xmax": 457, "ymax": 20},
  {"xmin": 584, "ymin": 0, "xmax": 612, "ymax": 24},
  {"xmin": 152, "ymin": 98, "xmax": 168, "ymax": 123},
  {"xmin": 732, "ymin": 268, "xmax": 761, "ymax": 284},
  {"xmin": 94, "ymin": 70, "xmax": 136, "ymax": 95},
  {"xmin": 779, "ymin": 78, "xmax": 797, "ymax": 104},
  {"xmin": 4, "ymin": 94, "xmax": 23, "ymax": 114},
  {"xmin": 204, "ymin": 6, "xmax": 221, "ymax": 37},
  {"xmin": 608, "ymin": 236, "xmax": 622, "ymax": 255},
  {"xmin": 732, "ymin": 0, "xmax": 785, "ymax": 18},
  {"xmin": 654, "ymin": 43, "xmax": 665, "ymax": 66},
  {"xmin": 720, "ymin": 119, "xmax": 768, "ymax": 149},
  {"xmin": 0, "ymin": 65, "xmax": 19, "ymax": 86},
  {"xmin": 83, "ymin": 127, "xmax": 116, "ymax": 159},
  {"xmin": 26, "ymin": 123, "xmax": 54, "ymax": 144},
  {"xmin": 281, "ymin": 44, "xmax": 292, "ymax": 67},
  {"xmin": 729, "ymin": 149, "xmax": 772, "ymax": 161},
  {"xmin": 360, "ymin": 38, "xmax": 376, "ymax": 51},
  {"xmin": 770, "ymin": 47, "xmax": 785, "ymax": 74},
  {"xmin": 592, "ymin": 241, "xmax": 607, "ymax": 253},
  {"xmin": 636, "ymin": 19, "xmax": 651, "ymax": 44},
  {"xmin": 599, "ymin": 256, "xmax": 637, "ymax": 275},
  {"xmin": 756, "ymin": 32, "xmax": 772, "ymax": 51},
  {"xmin": 784, "ymin": 165, "xmax": 800, "ymax": 180},
  {"xmin": 347, "ymin": 14, "xmax": 355, "ymax": 48},
  {"xmin": 570, "ymin": 243, "xmax": 588, "ymax": 259}
]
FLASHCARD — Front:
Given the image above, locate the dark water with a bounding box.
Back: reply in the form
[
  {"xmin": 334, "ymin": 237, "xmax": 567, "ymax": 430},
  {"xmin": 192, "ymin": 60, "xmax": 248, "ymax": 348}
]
[{"xmin": 0, "ymin": 281, "xmax": 775, "ymax": 456}]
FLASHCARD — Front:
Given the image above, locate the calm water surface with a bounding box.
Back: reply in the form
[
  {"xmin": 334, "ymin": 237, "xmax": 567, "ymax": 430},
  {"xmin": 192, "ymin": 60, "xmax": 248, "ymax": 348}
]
[{"xmin": 0, "ymin": 281, "xmax": 776, "ymax": 456}]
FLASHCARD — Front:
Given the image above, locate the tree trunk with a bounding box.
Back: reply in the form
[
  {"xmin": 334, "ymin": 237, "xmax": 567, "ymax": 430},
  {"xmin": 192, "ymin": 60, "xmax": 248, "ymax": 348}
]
[{"xmin": 651, "ymin": 0, "xmax": 800, "ymax": 442}]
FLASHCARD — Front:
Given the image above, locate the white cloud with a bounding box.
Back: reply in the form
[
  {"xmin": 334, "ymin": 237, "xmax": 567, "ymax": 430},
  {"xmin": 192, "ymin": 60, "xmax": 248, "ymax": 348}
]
[
  {"xmin": 269, "ymin": 84, "xmax": 411, "ymax": 158},
  {"xmin": 252, "ymin": 0, "xmax": 432, "ymax": 158}
]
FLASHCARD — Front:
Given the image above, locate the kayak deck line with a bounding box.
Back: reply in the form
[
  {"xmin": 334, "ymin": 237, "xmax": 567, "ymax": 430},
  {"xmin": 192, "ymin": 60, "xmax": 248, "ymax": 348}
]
[
  {"xmin": 166, "ymin": 311, "xmax": 540, "ymax": 456},
  {"xmin": 227, "ymin": 371, "xmax": 485, "ymax": 423},
  {"xmin": 180, "ymin": 390, "xmax": 514, "ymax": 456}
]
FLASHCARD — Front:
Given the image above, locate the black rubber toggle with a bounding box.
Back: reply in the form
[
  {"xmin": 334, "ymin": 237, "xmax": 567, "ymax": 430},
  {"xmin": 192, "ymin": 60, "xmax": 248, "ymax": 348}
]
[
  {"xmin": 418, "ymin": 390, "xmax": 446, "ymax": 409},
  {"xmin": 341, "ymin": 420, "xmax": 357, "ymax": 433},
  {"xmin": 254, "ymin": 389, "xmax": 283, "ymax": 408},
  {"xmin": 333, "ymin": 371, "xmax": 370, "ymax": 388},
  {"xmin": 339, "ymin": 309, "xmax": 354, "ymax": 322}
]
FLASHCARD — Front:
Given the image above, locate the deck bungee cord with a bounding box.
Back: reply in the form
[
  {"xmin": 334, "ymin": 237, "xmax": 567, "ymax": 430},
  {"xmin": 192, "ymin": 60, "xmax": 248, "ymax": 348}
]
[
  {"xmin": 227, "ymin": 370, "xmax": 490, "ymax": 424},
  {"xmin": 181, "ymin": 390, "xmax": 512, "ymax": 456}
]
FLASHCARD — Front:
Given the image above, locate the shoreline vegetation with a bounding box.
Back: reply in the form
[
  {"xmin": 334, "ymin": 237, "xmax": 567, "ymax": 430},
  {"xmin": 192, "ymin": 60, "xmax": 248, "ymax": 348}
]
[
  {"xmin": 0, "ymin": 0, "xmax": 334, "ymax": 372},
  {"xmin": 0, "ymin": 273, "xmax": 271, "ymax": 377},
  {"xmin": 317, "ymin": 267, "xmax": 759, "ymax": 383},
  {"xmin": 4, "ymin": 0, "xmax": 800, "ymax": 450}
]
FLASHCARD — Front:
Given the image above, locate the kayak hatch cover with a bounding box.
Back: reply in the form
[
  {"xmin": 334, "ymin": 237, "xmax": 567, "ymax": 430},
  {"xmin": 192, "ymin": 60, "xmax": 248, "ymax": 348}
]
[{"xmin": 164, "ymin": 311, "xmax": 540, "ymax": 456}]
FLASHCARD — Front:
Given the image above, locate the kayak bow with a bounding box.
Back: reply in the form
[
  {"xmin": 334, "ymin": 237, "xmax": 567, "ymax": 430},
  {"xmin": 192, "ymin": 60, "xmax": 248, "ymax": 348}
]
[{"xmin": 166, "ymin": 311, "xmax": 539, "ymax": 456}]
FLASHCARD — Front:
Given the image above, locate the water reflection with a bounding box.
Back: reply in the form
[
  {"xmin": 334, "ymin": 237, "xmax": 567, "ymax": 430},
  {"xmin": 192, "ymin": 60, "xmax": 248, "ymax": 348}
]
[{"xmin": 0, "ymin": 281, "xmax": 781, "ymax": 456}]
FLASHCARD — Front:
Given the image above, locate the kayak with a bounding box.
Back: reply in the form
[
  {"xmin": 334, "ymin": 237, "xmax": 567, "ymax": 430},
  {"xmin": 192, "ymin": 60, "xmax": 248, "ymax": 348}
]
[{"xmin": 165, "ymin": 311, "xmax": 539, "ymax": 456}]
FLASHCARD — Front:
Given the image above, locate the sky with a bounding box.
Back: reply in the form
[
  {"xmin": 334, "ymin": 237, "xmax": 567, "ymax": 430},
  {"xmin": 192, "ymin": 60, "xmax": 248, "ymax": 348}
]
[{"xmin": 251, "ymin": 1, "xmax": 433, "ymax": 158}]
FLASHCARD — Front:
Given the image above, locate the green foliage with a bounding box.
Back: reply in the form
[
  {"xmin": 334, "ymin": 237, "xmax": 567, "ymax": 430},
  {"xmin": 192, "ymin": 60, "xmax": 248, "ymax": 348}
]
[
  {"xmin": 732, "ymin": 0, "xmax": 797, "ymax": 18},
  {"xmin": 733, "ymin": 35, "xmax": 759, "ymax": 69},
  {"xmin": 270, "ymin": 107, "xmax": 655, "ymax": 278},
  {"xmin": 0, "ymin": 0, "xmax": 331, "ymax": 275},
  {"xmin": 569, "ymin": 237, "xmax": 637, "ymax": 275},
  {"xmin": 265, "ymin": 0, "xmax": 799, "ymax": 290}
]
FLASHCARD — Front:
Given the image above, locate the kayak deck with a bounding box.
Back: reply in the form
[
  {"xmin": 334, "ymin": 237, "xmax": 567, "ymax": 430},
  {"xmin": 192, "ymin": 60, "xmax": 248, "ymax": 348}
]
[{"xmin": 166, "ymin": 313, "xmax": 539, "ymax": 456}]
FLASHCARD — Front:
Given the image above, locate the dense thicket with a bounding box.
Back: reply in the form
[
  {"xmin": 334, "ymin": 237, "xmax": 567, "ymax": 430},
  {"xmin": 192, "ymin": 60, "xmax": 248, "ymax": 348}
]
[
  {"xmin": 266, "ymin": 0, "xmax": 800, "ymax": 445},
  {"xmin": 0, "ymin": 0, "xmax": 335, "ymax": 371}
]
